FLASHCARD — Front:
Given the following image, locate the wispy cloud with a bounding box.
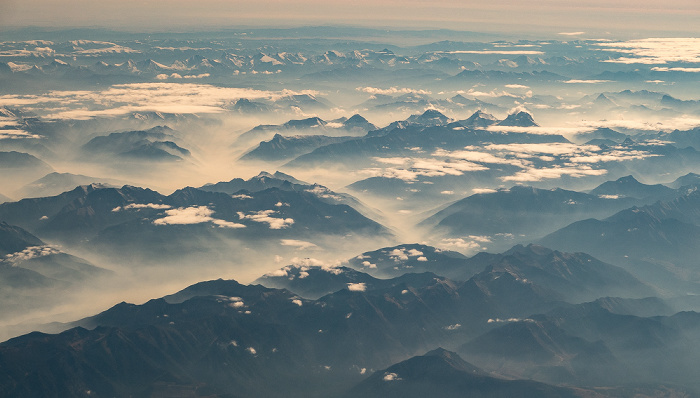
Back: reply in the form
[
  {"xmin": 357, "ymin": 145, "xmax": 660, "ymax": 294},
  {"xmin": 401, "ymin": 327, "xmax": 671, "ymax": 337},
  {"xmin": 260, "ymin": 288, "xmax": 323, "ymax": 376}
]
[
  {"xmin": 0, "ymin": 83, "xmax": 319, "ymax": 120},
  {"xmin": 445, "ymin": 50, "xmax": 544, "ymax": 55},
  {"xmin": 563, "ymin": 79, "xmax": 612, "ymax": 84},
  {"xmin": 356, "ymin": 86, "xmax": 431, "ymax": 95},
  {"xmin": 651, "ymin": 67, "xmax": 700, "ymax": 73},
  {"xmin": 280, "ymin": 239, "xmax": 318, "ymax": 250},
  {"xmin": 237, "ymin": 210, "xmax": 294, "ymax": 229},
  {"xmin": 598, "ymin": 38, "xmax": 700, "ymax": 64}
]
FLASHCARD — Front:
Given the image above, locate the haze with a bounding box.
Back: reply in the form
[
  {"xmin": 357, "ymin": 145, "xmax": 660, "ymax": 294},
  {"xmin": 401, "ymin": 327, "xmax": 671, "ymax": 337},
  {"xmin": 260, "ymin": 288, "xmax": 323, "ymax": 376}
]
[{"xmin": 2, "ymin": 0, "xmax": 700, "ymax": 37}]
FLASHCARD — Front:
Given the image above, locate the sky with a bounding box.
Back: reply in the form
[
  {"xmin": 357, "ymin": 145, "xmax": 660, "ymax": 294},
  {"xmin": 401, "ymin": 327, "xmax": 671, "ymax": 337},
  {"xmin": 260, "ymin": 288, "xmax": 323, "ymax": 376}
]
[{"xmin": 1, "ymin": 0, "xmax": 700, "ymax": 37}]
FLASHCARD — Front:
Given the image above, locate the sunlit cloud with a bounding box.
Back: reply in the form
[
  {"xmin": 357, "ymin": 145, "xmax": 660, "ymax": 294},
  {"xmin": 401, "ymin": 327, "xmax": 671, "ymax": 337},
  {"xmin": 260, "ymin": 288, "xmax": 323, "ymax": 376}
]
[
  {"xmin": 502, "ymin": 165, "xmax": 608, "ymax": 182},
  {"xmin": 598, "ymin": 38, "xmax": 700, "ymax": 64},
  {"xmin": 280, "ymin": 239, "xmax": 319, "ymax": 250},
  {"xmin": 356, "ymin": 86, "xmax": 431, "ymax": 95},
  {"xmin": 0, "ymin": 83, "xmax": 319, "ymax": 120},
  {"xmin": 4, "ymin": 245, "xmax": 62, "ymax": 264},
  {"xmin": 445, "ymin": 50, "xmax": 544, "ymax": 55},
  {"xmin": 112, "ymin": 203, "xmax": 172, "ymax": 212},
  {"xmin": 153, "ymin": 206, "xmax": 245, "ymax": 228},
  {"xmin": 651, "ymin": 67, "xmax": 700, "ymax": 73},
  {"xmin": 576, "ymin": 117, "xmax": 700, "ymax": 132},
  {"xmin": 347, "ymin": 283, "xmax": 367, "ymax": 292},
  {"xmin": 563, "ymin": 79, "xmax": 612, "ymax": 84},
  {"xmin": 362, "ymin": 157, "xmax": 488, "ymax": 181},
  {"xmin": 237, "ymin": 210, "xmax": 294, "ymax": 229}
]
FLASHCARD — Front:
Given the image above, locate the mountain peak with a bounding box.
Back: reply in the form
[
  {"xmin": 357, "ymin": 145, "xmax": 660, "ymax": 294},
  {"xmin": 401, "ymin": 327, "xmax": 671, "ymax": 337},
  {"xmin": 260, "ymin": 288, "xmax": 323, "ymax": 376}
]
[
  {"xmin": 459, "ymin": 110, "xmax": 498, "ymax": 128},
  {"xmin": 497, "ymin": 111, "xmax": 539, "ymax": 127},
  {"xmin": 405, "ymin": 109, "xmax": 452, "ymax": 126}
]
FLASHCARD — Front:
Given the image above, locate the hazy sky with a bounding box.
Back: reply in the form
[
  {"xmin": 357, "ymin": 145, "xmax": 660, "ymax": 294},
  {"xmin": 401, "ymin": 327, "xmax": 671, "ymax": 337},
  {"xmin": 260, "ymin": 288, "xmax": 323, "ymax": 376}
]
[{"xmin": 1, "ymin": 0, "xmax": 700, "ymax": 36}]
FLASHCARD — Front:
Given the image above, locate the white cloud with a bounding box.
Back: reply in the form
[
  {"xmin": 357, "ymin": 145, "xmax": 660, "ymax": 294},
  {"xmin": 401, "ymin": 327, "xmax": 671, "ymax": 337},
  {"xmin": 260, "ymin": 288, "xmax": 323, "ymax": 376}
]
[
  {"xmin": 575, "ymin": 117, "xmax": 700, "ymax": 132},
  {"xmin": 237, "ymin": 210, "xmax": 294, "ymax": 229},
  {"xmin": 361, "ymin": 260, "xmax": 377, "ymax": 269},
  {"xmin": 363, "ymin": 156, "xmax": 488, "ymax": 181},
  {"xmin": 472, "ymin": 188, "xmax": 497, "ymax": 194},
  {"xmin": 153, "ymin": 206, "xmax": 245, "ymax": 228},
  {"xmin": 485, "ymin": 125, "xmax": 594, "ymax": 135},
  {"xmin": 407, "ymin": 249, "xmax": 424, "ymax": 257},
  {"xmin": 558, "ymin": 31, "xmax": 585, "ymax": 36},
  {"xmin": 598, "ymin": 38, "xmax": 700, "ymax": 64},
  {"xmin": 389, "ymin": 248, "xmax": 409, "ymax": 261},
  {"xmin": 444, "ymin": 323, "xmax": 461, "ymax": 330},
  {"xmin": 153, "ymin": 206, "xmax": 215, "ymax": 225},
  {"xmin": 280, "ymin": 239, "xmax": 318, "ymax": 249},
  {"xmin": 265, "ymin": 268, "xmax": 288, "ymax": 277},
  {"xmin": 505, "ymin": 84, "xmax": 530, "ymax": 89},
  {"xmin": 563, "ymin": 79, "xmax": 612, "ymax": 84},
  {"xmin": 305, "ymin": 186, "xmax": 342, "ymax": 201},
  {"xmin": 357, "ymin": 86, "xmax": 431, "ymax": 95},
  {"xmin": 383, "ymin": 373, "xmax": 401, "ymax": 381},
  {"xmin": 0, "ymin": 83, "xmax": 319, "ymax": 120},
  {"xmin": 347, "ymin": 283, "xmax": 367, "ymax": 292},
  {"xmin": 488, "ymin": 318, "xmax": 535, "ymax": 323},
  {"xmin": 439, "ymin": 237, "xmax": 489, "ymax": 252},
  {"xmin": 446, "ymin": 50, "xmax": 543, "ymax": 55},
  {"xmin": 4, "ymin": 245, "xmax": 62, "ymax": 264},
  {"xmin": 112, "ymin": 203, "xmax": 172, "ymax": 212},
  {"xmin": 651, "ymin": 67, "xmax": 700, "ymax": 73},
  {"xmin": 502, "ymin": 165, "xmax": 608, "ymax": 182},
  {"xmin": 212, "ymin": 219, "xmax": 247, "ymax": 229}
]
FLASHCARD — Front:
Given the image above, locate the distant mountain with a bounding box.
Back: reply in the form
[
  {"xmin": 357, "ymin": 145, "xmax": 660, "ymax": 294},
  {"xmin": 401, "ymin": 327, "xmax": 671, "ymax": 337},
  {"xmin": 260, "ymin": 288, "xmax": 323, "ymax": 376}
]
[
  {"xmin": 529, "ymin": 302, "xmax": 700, "ymax": 388},
  {"xmin": 15, "ymin": 172, "xmax": 121, "ymax": 199},
  {"xmin": 451, "ymin": 69, "xmax": 565, "ymax": 83},
  {"xmin": 231, "ymin": 98, "xmax": 272, "ymax": 113},
  {"xmin": 459, "ymin": 320, "xmax": 619, "ymax": 385},
  {"xmin": 199, "ymin": 171, "xmax": 382, "ymax": 223},
  {"xmin": 237, "ymin": 114, "xmax": 376, "ymax": 144},
  {"xmin": 539, "ymin": 191, "xmax": 700, "ymax": 284},
  {"xmin": 0, "ymin": 221, "xmax": 43, "ymax": 256},
  {"xmin": 421, "ymin": 185, "xmax": 637, "ymax": 241},
  {"xmin": 255, "ymin": 264, "xmax": 444, "ymax": 299},
  {"xmin": 80, "ymin": 126, "xmax": 190, "ymax": 161},
  {"xmin": 0, "ymin": 222, "xmax": 109, "ymax": 316},
  {"xmin": 274, "ymin": 93, "xmax": 332, "ymax": 111},
  {"xmin": 0, "ymin": 182, "xmax": 389, "ymax": 255},
  {"xmin": 345, "ymin": 243, "xmax": 481, "ymax": 280},
  {"xmin": 468, "ymin": 244, "xmax": 651, "ymax": 302},
  {"xmin": 667, "ymin": 172, "xmax": 700, "ymax": 189},
  {"xmin": 241, "ymin": 133, "xmax": 356, "ymax": 162},
  {"xmin": 0, "ymin": 193, "xmax": 11, "ymax": 204},
  {"xmin": 345, "ymin": 348, "xmax": 589, "ymax": 398},
  {"xmin": 199, "ymin": 171, "xmax": 310, "ymax": 193},
  {"xmin": 570, "ymin": 127, "xmax": 628, "ymax": 145},
  {"xmin": 0, "ymin": 274, "xmax": 565, "ymax": 397},
  {"xmin": 589, "ymin": 175, "xmax": 676, "ymax": 201},
  {"xmin": 286, "ymin": 122, "xmax": 569, "ymax": 169},
  {"xmin": 0, "ymin": 151, "xmax": 52, "ymax": 172}
]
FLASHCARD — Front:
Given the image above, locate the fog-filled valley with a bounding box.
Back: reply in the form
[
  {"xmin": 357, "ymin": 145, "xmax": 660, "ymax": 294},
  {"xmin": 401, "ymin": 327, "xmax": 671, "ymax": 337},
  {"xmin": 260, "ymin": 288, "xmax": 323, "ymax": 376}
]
[{"xmin": 2, "ymin": 26, "xmax": 700, "ymax": 397}]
